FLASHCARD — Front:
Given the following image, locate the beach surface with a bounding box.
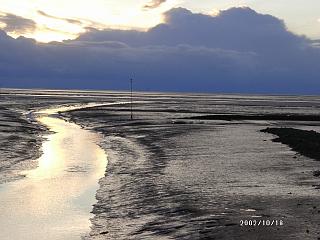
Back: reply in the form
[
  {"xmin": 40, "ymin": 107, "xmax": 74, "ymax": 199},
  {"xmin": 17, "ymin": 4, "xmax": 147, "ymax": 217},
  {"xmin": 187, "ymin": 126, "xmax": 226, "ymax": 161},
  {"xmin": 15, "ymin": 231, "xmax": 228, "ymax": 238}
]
[{"xmin": 0, "ymin": 89, "xmax": 320, "ymax": 239}]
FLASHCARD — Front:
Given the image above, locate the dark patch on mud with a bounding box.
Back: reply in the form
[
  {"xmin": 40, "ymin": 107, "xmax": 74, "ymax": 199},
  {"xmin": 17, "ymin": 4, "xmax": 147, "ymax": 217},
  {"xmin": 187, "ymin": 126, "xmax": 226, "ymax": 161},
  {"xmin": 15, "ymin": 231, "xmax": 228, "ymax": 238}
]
[{"xmin": 261, "ymin": 127, "xmax": 320, "ymax": 161}]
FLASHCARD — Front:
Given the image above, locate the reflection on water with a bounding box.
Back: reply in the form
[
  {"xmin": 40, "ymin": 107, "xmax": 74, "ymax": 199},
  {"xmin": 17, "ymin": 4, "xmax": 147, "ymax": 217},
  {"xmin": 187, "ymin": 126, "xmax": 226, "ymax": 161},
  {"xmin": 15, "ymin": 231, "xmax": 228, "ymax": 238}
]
[{"xmin": 0, "ymin": 108, "xmax": 108, "ymax": 240}]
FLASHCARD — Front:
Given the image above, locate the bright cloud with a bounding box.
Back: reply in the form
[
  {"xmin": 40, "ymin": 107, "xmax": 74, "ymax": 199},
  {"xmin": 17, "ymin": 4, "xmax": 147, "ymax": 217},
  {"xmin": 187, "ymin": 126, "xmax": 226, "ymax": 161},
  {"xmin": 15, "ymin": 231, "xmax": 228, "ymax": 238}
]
[{"xmin": 0, "ymin": 0, "xmax": 180, "ymax": 42}]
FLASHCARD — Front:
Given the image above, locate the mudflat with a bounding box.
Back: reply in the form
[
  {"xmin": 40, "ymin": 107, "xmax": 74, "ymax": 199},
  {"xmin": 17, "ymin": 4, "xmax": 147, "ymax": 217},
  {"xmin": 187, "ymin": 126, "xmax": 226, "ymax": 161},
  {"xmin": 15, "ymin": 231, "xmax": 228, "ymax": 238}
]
[{"xmin": 1, "ymin": 89, "xmax": 320, "ymax": 239}]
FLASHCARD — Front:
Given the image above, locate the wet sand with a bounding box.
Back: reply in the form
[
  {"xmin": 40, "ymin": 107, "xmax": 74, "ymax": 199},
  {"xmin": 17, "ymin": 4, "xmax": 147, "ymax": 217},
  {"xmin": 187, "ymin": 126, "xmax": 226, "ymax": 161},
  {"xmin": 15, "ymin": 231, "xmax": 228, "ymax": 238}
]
[
  {"xmin": 64, "ymin": 105, "xmax": 320, "ymax": 239},
  {"xmin": 0, "ymin": 105, "xmax": 44, "ymax": 183}
]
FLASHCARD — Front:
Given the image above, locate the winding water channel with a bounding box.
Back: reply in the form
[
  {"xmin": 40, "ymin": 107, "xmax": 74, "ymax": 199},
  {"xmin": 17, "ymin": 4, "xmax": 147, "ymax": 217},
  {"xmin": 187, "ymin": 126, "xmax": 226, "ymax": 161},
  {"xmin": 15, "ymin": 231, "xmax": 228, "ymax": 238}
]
[{"xmin": 0, "ymin": 105, "xmax": 108, "ymax": 240}]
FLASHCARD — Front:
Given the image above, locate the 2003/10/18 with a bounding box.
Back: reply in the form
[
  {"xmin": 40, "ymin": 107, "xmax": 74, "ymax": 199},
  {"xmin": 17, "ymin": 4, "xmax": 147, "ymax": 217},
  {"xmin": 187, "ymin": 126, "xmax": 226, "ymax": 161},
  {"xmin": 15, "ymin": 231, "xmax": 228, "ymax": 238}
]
[{"xmin": 240, "ymin": 219, "xmax": 284, "ymax": 227}]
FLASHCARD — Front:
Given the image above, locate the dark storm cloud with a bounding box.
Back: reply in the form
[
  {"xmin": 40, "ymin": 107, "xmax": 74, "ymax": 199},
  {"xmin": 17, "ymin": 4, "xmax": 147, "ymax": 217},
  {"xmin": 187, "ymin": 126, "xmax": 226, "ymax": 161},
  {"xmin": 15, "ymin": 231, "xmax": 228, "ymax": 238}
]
[
  {"xmin": 0, "ymin": 12, "xmax": 36, "ymax": 33},
  {"xmin": 0, "ymin": 7, "xmax": 320, "ymax": 94},
  {"xmin": 143, "ymin": 0, "xmax": 167, "ymax": 9},
  {"xmin": 78, "ymin": 7, "xmax": 307, "ymax": 52}
]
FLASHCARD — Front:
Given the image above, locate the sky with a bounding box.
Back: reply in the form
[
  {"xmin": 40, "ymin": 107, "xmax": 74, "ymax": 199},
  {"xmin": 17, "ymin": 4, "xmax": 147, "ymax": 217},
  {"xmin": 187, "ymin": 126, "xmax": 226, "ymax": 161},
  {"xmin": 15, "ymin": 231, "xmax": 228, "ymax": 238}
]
[
  {"xmin": 0, "ymin": 0, "xmax": 319, "ymax": 42},
  {"xmin": 0, "ymin": 1, "xmax": 320, "ymax": 94}
]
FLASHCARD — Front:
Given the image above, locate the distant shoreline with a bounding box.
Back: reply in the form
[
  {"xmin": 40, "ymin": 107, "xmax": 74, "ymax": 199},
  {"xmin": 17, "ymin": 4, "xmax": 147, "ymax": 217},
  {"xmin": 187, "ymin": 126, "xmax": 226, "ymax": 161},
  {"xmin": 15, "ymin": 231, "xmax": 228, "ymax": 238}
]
[
  {"xmin": 186, "ymin": 114, "xmax": 320, "ymax": 122},
  {"xmin": 1, "ymin": 87, "xmax": 320, "ymax": 98}
]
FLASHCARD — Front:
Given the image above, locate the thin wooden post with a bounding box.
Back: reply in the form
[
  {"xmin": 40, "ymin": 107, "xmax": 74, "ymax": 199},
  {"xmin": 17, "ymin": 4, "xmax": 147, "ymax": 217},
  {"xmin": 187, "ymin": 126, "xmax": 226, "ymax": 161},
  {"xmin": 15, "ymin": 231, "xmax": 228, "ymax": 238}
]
[{"xmin": 130, "ymin": 78, "xmax": 133, "ymax": 120}]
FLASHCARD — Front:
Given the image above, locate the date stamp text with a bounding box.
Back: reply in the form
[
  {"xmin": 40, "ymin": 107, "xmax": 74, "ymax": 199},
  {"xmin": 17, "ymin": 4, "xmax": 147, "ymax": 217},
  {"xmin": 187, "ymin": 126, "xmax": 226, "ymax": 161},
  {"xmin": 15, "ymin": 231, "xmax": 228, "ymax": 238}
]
[{"xmin": 240, "ymin": 219, "xmax": 284, "ymax": 227}]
